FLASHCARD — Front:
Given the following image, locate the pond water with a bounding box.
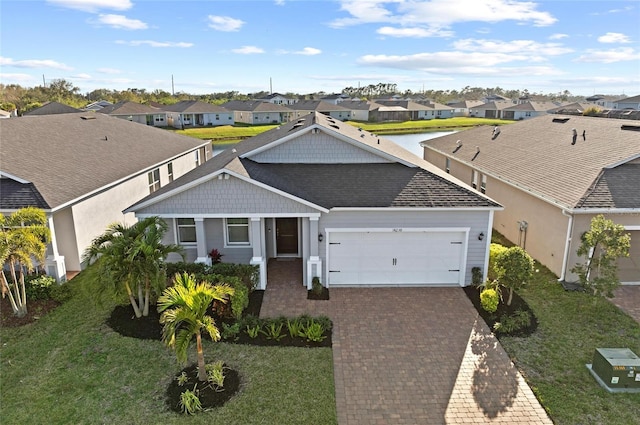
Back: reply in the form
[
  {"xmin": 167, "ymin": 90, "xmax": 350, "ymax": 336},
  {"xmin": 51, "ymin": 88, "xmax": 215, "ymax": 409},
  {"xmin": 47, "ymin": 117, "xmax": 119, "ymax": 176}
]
[{"xmin": 212, "ymin": 130, "xmax": 457, "ymax": 157}]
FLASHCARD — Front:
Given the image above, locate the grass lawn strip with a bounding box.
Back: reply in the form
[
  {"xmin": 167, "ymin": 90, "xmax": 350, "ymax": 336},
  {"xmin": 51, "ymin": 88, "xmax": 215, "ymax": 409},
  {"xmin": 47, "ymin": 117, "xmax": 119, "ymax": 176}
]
[{"xmin": 0, "ymin": 272, "xmax": 336, "ymax": 425}]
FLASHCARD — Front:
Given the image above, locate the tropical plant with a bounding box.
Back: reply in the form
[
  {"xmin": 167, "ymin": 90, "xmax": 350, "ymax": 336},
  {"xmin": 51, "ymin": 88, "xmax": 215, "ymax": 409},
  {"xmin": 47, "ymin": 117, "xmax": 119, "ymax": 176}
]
[
  {"xmin": 480, "ymin": 288, "xmax": 499, "ymax": 313},
  {"xmin": 221, "ymin": 322, "xmax": 240, "ymax": 341},
  {"xmin": 494, "ymin": 246, "xmax": 534, "ymax": 306},
  {"xmin": 24, "ymin": 274, "xmax": 56, "ymax": 300},
  {"xmin": 206, "ymin": 360, "xmax": 226, "ymax": 391},
  {"xmin": 299, "ymin": 320, "xmax": 326, "ymax": 343},
  {"xmin": 286, "ymin": 317, "xmax": 303, "ymax": 338},
  {"xmin": 208, "ymin": 248, "xmax": 224, "ymax": 264},
  {"xmin": 245, "ymin": 324, "xmax": 261, "ymax": 339},
  {"xmin": 176, "ymin": 372, "xmax": 189, "ymax": 386},
  {"xmin": 179, "ymin": 386, "xmax": 202, "ymax": 415},
  {"xmin": 311, "ymin": 276, "xmax": 323, "ymax": 295},
  {"xmin": 0, "ymin": 207, "xmax": 51, "ymax": 317},
  {"xmin": 158, "ymin": 272, "xmax": 234, "ymax": 381},
  {"xmin": 261, "ymin": 319, "xmax": 285, "ymax": 341},
  {"xmin": 571, "ymin": 214, "xmax": 630, "ymax": 298},
  {"xmin": 83, "ymin": 216, "xmax": 183, "ymax": 318},
  {"xmin": 493, "ymin": 309, "xmax": 532, "ymax": 334}
]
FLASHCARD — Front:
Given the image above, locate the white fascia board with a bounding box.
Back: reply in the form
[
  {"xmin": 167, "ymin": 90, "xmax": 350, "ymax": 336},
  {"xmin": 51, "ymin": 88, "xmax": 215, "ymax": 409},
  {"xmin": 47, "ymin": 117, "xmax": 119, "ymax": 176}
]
[
  {"xmin": 605, "ymin": 153, "xmax": 640, "ymax": 169},
  {"xmin": 568, "ymin": 208, "xmax": 640, "ymax": 214},
  {"xmin": 329, "ymin": 206, "xmax": 503, "ymax": 212},
  {"xmin": 52, "ymin": 144, "xmax": 209, "ymax": 213},
  {"xmin": 136, "ymin": 212, "xmax": 322, "ymax": 219},
  {"xmin": 325, "ymin": 227, "xmax": 470, "ymax": 233},
  {"xmin": 0, "ymin": 171, "xmax": 30, "ymax": 184}
]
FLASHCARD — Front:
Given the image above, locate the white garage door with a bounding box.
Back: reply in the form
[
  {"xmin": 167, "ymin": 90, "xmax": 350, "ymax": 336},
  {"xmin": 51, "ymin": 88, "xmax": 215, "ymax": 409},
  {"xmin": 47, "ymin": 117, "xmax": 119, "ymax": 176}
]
[{"xmin": 328, "ymin": 231, "xmax": 465, "ymax": 286}]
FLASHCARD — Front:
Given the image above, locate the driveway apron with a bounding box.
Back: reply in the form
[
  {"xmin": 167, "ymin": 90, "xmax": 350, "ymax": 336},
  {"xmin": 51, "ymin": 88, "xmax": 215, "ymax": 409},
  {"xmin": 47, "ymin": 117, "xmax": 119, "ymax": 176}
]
[{"xmin": 260, "ymin": 260, "xmax": 552, "ymax": 425}]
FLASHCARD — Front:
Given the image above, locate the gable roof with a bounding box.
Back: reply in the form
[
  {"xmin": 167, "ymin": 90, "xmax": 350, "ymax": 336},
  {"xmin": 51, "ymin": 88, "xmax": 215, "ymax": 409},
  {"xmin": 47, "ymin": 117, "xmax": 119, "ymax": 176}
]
[
  {"xmin": 448, "ymin": 100, "xmax": 485, "ymax": 109},
  {"xmin": 0, "ymin": 112, "xmax": 208, "ymax": 210},
  {"xmin": 503, "ymin": 101, "xmax": 557, "ymax": 112},
  {"xmin": 375, "ymin": 100, "xmax": 431, "ymax": 111},
  {"xmin": 472, "ymin": 101, "xmax": 514, "ymax": 111},
  {"xmin": 421, "ymin": 115, "xmax": 640, "ymax": 210},
  {"xmin": 615, "ymin": 94, "xmax": 640, "ymax": 103},
  {"xmin": 338, "ymin": 100, "xmax": 380, "ymax": 111},
  {"xmin": 577, "ymin": 163, "xmax": 640, "ymax": 209},
  {"xmin": 0, "ymin": 178, "xmax": 50, "ymax": 209},
  {"xmin": 96, "ymin": 101, "xmax": 163, "ymax": 115},
  {"xmin": 221, "ymin": 100, "xmax": 291, "ymax": 112},
  {"xmin": 163, "ymin": 100, "xmax": 229, "ymax": 113},
  {"xmin": 23, "ymin": 102, "xmax": 81, "ymax": 116},
  {"xmin": 287, "ymin": 100, "xmax": 351, "ymax": 112},
  {"xmin": 127, "ymin": 112, "xmax": 500, "ymax": 212}
]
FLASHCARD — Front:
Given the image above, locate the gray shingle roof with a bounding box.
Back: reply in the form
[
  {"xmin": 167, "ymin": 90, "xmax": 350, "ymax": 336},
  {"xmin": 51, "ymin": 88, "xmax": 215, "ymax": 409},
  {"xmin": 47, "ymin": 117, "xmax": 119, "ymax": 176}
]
[
  {"xmin": 0, "ymin": 178, "xmax": 50, "ymax": 209},
  {"xmin": 96, "ymin": 101, "xmax": 163, "ymax": 115},
  {"xmin": 163, "ymin": 100, "xmax": 229, "ymax": 113},
  {"xmin": 0, "ymin": 112, "xmax": 208, "ymax": 210},
  {"xmin": 127, "ymin": 112, "xmax": 500, "ymax": 212},
  {"xmin": 287, "ymin": 100, "xmax": 351, "ymax": 112},
  {"xmin": 23, "ymin": 102, "xmax": 81, "ymax": 116},
  {"xmin": 421, "ymin": 115, "xmax": 640, "ymax": 209},
  {"xmin": 221, "ymin": 100, "xmax": 291, "ymax": 112},
  {"xmin": 576, "ymin": 163, "xmax": 640, "ymax": 208}
]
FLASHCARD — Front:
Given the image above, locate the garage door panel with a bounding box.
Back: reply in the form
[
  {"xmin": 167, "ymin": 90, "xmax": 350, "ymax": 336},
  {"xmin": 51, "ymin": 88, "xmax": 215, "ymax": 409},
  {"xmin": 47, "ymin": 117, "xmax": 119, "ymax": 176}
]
[{"xmin": 328, "ymin": 231, "xmax": 465, "ymax": 286}]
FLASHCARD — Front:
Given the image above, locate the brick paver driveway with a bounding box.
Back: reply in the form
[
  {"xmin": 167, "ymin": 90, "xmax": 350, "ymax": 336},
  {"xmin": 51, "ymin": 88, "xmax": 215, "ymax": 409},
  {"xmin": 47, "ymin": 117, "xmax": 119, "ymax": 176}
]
[{"xmin": 261, "ymin": 260, "xmax": 552, "ymax": 425}]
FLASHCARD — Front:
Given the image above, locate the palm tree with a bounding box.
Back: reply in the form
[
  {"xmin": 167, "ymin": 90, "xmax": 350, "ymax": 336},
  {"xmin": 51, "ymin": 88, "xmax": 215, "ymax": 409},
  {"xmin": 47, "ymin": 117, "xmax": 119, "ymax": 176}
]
[
  {"xmin": 82, "ymin": 216, "xmax": 183, "ymax": 318},
  {"xmin": 0, "ymin": 207, "xmax": 51, "ymax": 317},
  {"xmin": 158, "ymin": 273, "xmax": 234, "ymax": 381}
]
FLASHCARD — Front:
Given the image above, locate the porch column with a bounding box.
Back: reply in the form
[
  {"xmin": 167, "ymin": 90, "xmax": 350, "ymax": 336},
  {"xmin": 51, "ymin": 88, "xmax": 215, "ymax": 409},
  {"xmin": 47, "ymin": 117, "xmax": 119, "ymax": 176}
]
[
  {"xmin": 307, "ymin": 216, "xmax": 322, "ymax": 289},
  {"xmin": 249, "ymin": 218, "xmax": 267, "ymax": 290},
  {"xmin": 194, "ymin": 218, "xmax": 209, "ymax": 265},
  {"xmin": 45, "ymin": 214, "xmax": 66, "ymax": 282}
]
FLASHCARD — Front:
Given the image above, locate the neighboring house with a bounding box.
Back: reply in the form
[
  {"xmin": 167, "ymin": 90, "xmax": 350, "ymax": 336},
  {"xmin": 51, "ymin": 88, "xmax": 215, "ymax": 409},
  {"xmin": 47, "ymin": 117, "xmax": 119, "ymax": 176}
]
[
  {"xmin": 421, "ymin": 101, "xmax": 456, "ymax": 119},
  {"xmin": 221, "ymin": 100, "xmax": 291, "ymax": 124},
  {"xmin": 164, "ymin": 100, "xmax": 234, "ymax": 128},
  {"xmin": 256, "ymin": 93, "xmax": 296, "ymax": 105},
  {"xmin": 614, "ymin": 94, "xmax": 640, "ymax": 110},
  {"xmin": 482, "ymin": 94, "xmax": 510, "ymax": 103},
  {"xmin": 0, "ymin": 112, "xmax": 211, "ymax": 281},
  {"xmin": 585, "ymin": 94, "xmax": 619, "ymax": 109},
  {"xmin": 421, "ymin": 115, "xmax": 640, "ymax": 284},
  {"xmin": 84, "ymin": 100, "xmax": 113, "ymax": 111},
  {"xmin": 469, "ymin": 101, "xmax": 514, "ymax": 119},
  {"xmin": 286, "ymin": 100, "xmax": 352, "ymax": 121},
  {"xmin": 320, "ymin": 94, "xmax": 350, "ymax": 105},
  {"xmin": 126, "ymin": 112, "xmax": 501, "ymax": 291},
  {"xmin": 369, "ymin": 103, "xmax": 411, "ymax": 122},
  {"xmin": 516, "ymin": 94, "xmax": 549, "ymax": 104},
  {"xmin": 502, "ymin": 101, "xmax": 558, "ymax": 120},
  {"xmin": 338, "ymin": 100, "xmax": 381, "ymax": 121},
  {"xmin": 97, "ymin": 101, "xmax": 167, "ymax": 127},
  {"xmin": 448, "ymin": 100, "xmax": 484, "ymax": 117},
  {"xmin": 548, "ymin": 102, "xmax": 597, "ymax": 115},
  {"xmin": 23, "ymin": 102, "xmax": 81, "ymax": 116},
  {"xmin": 0, "ymin": 109, "xmax": 11, "ymax": 119}
]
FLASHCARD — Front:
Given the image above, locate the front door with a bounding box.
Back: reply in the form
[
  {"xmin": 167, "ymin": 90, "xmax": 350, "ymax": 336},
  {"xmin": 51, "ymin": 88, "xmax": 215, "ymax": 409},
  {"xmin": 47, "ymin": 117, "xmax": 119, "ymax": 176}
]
[{"xmin": 276, "ymin": 218, "xmax": 298, "ymax": 256}]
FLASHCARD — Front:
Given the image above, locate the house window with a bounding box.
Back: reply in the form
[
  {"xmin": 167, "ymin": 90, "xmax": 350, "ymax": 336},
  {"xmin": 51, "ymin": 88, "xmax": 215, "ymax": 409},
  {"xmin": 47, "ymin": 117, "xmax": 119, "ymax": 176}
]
[
  {"xmin": 176, "ymin": 218, "xmax": 196, "ymax": 244},
  {"xmin": 195, "ymin": 150, "xmax": 200, "ymax": 167},
  {"xmin": 215, "ymin": 114, "xmax": 220, "ymax": 120},
  {"xmin": 445, "ymin": 158, "xmax": 451, "ymax": 173},
  {"xmin": 225, "ymin": 218, "xmax": 250, "ymax": 246},
  {"xmin": 167, "ymin": 162, "xmax": 174, "ymax": 183},
  {"xmin": 472, "ymin": 170, "xmax": 478, "ymax": 189},
  {"xmin": 148, "ymin": 168, "xmax": 160, "ymax": 193},
  {"xmin": 480, "ymin": 174, "xmax": 487, "ymax": 194}
]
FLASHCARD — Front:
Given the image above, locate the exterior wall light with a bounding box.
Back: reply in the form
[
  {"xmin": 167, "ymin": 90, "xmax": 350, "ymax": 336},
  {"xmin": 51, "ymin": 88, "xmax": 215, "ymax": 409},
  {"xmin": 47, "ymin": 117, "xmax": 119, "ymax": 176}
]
[
  {"xmin": 318, "ymin": 233, "xmax": 324, "ymax": 242},
  {"xmin": 478, "ymin": 232, "xmax": 485, "ymax": 241}
]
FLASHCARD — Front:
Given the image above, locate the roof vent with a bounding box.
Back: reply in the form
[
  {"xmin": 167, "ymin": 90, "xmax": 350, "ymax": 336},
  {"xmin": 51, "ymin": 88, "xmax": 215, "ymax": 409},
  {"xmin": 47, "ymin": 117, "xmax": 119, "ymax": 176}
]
[
  {"xmin": 472, "ymin": 146, "xmax": 480, "ymax": 161},
  {"xmin": 553, "ymin": 117, "xmax": 570, "ymax": 123},
  {"xmin": 453, "ymin": 140, "xmax": 463, "ymax": 153},
  {"xmin": 572, "ymin": 128, "xmax": 577, "ymax": 145},
  {"xmin": 621, "ymin": 125, "xmax": 640, "ymax": 131},
  {"xmin": 329, "ymin": 124, "xmax": 339, "ymax": 129},
  {"xmin": 80, "ymin": 115, "xmax": 96, "ymax": 120}
]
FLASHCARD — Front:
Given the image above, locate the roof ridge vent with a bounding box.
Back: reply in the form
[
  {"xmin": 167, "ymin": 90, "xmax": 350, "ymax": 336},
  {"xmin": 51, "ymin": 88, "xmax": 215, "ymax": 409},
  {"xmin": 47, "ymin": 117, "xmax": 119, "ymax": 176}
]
[
  {"xmin": 621, "ymin": 124, "xmax": 640, "ymax": 131},
  {"xmin": 552, "ymin": 117, "xmax": 570, "ymax": 123}
]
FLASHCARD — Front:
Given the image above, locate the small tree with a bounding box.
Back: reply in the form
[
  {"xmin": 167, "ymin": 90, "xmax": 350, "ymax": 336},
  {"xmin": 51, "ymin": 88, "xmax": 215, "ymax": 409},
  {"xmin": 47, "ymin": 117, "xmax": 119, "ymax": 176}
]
[
  {"xmin": 571, "ymin": 215, "xmax": 630, "ymax": 298},
  {"xmin": 494, "ymin": 246, "xmax": 534, "ymax": 306},
  {"xmin": 0, "ymin": 207, "xmax": 51, "ymax": 317},
  {"xmin": 158, "ymin": 273, "xmax": 234, "ymax": 381}
]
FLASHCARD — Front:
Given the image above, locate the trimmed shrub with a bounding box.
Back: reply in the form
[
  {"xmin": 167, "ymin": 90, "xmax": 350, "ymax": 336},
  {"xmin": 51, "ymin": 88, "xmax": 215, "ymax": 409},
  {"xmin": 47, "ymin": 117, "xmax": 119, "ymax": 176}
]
[
  {"xmin": 480, "ymin": 288, "xmax": 499, "ymax": 313},
  {"xmin": 488, "ymin": 243, "xmax": 508, "ymax": 281},
  {"xmin": 24, "ymin": 275, "xmax": 56, "ymax": 300},
  {"xmin": 210, "ymin": 263, "xmax": 259, "ymax": 292},
  {"xmin": 166, "ymin": 262, "xmax": 207, "ymax": 278}
]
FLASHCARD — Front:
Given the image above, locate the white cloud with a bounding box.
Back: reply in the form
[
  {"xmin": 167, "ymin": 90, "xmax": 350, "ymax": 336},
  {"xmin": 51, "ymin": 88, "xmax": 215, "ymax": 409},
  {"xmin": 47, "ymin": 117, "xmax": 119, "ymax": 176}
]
[
  {"xmin": 93, "ymin": 14, "xmax": 147, "ymax": 30},
  {"xmin": 0, "ymin": 56, "xmax": 73, "ymax": 70},
  {"xmin": 597, "ymin": 32, "xmax": 631, "ymax": 43},
  {"xmin": 359, "ymin": 51, "xmax": 528, "ymax": 69},
  {"xmin": 294, "ymin": 47, "xmax": 322, "ymax": 55},
  {"xmin": 274, "ymin": 0, "xmax": 285, "ymax": 5},
  {"xmin": 115, "ymin": 40, "xmax": 193, "ymax": 48},
  {"xmin": 549, "ymin": 33, "xmax": 568, "ymax": 40},
  {"xmin": 0, "ymin": 73, "xmax": 38, "ymax": 83},
  {"xmin": 72, "ymin": 73, "xmax": 93, "ymax": 80},
  {"xmin": 453, "ymin": 39, "xmax": 573, "ymax": 56},
  {"xmin": 376, "ymin": 26, "xmax": 454, "ymax": 38},
  {"xmin": 575, "ymin": 47, "xmax": 640, "ymax": 63},
  {"xmin": 208, "ymin": 15, "xmax": 245, "ymax": 32},
  {"xmin": 232, "ymin": 46, "xmax": 264, "ymax": 54},
  {"xmin": 331, "ymin": 0, "xmax": 556, "ymax": 28},
  {"xmin": 97, "ymin": 67, "xmax": 122, "ymax": 74},
  {"xmin": 46, "ymin": 0, "xmax": 132, "ymax": 13}
]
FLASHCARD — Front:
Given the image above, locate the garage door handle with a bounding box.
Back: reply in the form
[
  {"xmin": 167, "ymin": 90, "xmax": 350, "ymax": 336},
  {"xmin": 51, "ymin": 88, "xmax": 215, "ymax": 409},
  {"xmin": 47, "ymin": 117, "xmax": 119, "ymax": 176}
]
[
  {"xmin": 449, "ymin": 269, "xmax": 460, "ymax": 272},
  {"xmin": 451, "ymin": 242, "xmax": 462, "ymax": 244},
  {"xmin": 329, "ymin": 242, "xmax": 341, "ymax": 245},
  {"xmin": 329, "ymin": 270, "xmax": 340, "ymax": 273}
]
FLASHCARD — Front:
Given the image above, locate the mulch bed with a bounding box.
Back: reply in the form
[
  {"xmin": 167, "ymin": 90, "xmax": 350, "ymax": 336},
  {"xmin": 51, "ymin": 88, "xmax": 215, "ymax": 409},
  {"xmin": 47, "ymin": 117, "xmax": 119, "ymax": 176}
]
[
  {"xmin": 165, "ymin": 363, "xmax": 240, "ymax": 413},
  {"xmin": 463, "ymin": 285, "xmax": 538, "ymax": 337},
  {"xmin": 307, "ymin": 287, "xmax": 330, "ymax": 300},
  {"xmin": 0, "ymin": 296, "xmax": 60, "ymax": 328}
]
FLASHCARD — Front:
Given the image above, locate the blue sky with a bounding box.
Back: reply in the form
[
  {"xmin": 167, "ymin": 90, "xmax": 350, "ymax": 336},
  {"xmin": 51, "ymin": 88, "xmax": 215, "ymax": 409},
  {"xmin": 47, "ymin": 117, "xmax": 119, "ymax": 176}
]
[{"xmin": 1, "ymin": 0, "xmax": 639, "ymax": 96}]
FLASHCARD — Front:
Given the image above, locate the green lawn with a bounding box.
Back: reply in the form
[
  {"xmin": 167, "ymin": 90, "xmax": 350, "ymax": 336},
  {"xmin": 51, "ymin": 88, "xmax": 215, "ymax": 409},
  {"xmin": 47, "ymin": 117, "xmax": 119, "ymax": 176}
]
[
  {"xmin": 492, "ymin": 235, "xmax": 640, "ymax": 425},
  {"xmin": 0, "ymin": 272, "xmax": 336, "ymax": 425}
]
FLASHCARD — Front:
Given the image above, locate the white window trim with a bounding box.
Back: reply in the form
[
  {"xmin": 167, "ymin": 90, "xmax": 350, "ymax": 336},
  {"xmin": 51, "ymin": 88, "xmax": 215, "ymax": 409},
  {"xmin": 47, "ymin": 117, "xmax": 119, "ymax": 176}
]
[
  {"xmin": 148, "ymin": 168, "xmax": 160, "ymax": 193},
  {"xmin": 176, "ymin": 218, "xmax": 197, "ymax": 245},
  {"xmin": 480, "ymin": 174, "xmax": 487, "ymax": 194},
  {"xmin": 472, "ymin": 170, "xmax": 478, "ymax": 189},
  {"xmin": 224, "ymin": 218, "xmax": 251, "ymax": 248}
]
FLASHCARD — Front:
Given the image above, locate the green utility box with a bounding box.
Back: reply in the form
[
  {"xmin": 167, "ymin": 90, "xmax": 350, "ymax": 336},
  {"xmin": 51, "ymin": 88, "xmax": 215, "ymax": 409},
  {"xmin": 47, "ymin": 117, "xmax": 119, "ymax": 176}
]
[{"xmin": 587, "ymin": 348, "xmax": 640, "ymax": 393}]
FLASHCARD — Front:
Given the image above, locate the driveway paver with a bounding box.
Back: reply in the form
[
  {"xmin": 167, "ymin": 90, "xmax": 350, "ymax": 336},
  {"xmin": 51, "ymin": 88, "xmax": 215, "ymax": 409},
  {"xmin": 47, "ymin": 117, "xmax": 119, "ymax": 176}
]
[{"xmin": 261, "ymin": 259, "xmax": 553, "ymax": 425}]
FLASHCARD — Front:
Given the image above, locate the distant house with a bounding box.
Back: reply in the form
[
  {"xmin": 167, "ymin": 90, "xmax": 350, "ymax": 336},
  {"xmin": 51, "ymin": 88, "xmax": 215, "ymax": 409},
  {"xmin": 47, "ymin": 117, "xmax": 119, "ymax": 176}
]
[
  {"xmin": 97, "ymin": 101, "xmax": 167, "ymax": 127},
  {"xmin": 23, "ymin": 102, "xmax": 81, "ymax": 116},
  {"xmin": 84, "ymin": 100, "xmax": 113, "ymax": 111},
  {"xmin": 482, "ymin": 94, "xmax": 510, "ymax": 103},
  {"xmin": 320, "ymin": 93, "xmax": 350, "ymax": 105},
  {"xmin": 286, "ymin": 100, "xmax": 352, "ymax": 121},
  {"xmin": 0, "ymin": 113, "xmax": 211, "ymax": 281},
  {"xmin": 374, "ymin": 100, "xmax": 431, "ymax": 121},
  {"xmin": 221, "ymin": 100, "xmax": 290, "ymax": 124},
  {"xmin": 338, "ymin": 100, "xmax": 381, "ymax": 121},
  {"xmin": 469, "ymin": 101, "xmax": 514, "ymax": 119},
  {"xmin": 255, "ymin": 93, "xmax": 296, "ymax": 105},
  {"xmin": 420, "ymin": 101, "xmax": 456, "ymax": 119},
  {"xmin": 448, "ymin": 100, "xmax": 484, "ymax": 117},
  {"xmin": 614, "ymin": 94, "xmax": 640, "ymax": 110},
  {"xmin": 585, "ymin": 94, "xmax": 619, "ymax": 109},
  {"xmin": 502, "ymin": 101, "xmax": 558, "ymax": 120},
  {"xmin": 163, "ymin": 100, "xmax": 234, "ymax": 128},
  {"xmin": 422, "ymin": 115, "xmax": 640, "ymax": 284},
  {"xmin": 126, "ymin": 112, "xmax": 500, "ymax": 290},
  {"xmin": 548, "ymin": 102, "xmax": 598, "ymax": 115}
]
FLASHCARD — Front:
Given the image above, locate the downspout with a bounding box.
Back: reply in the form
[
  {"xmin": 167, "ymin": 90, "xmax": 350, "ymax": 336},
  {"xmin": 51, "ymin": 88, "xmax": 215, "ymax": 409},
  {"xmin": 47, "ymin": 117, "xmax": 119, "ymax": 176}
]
[{"xmin": 559, "ymin": 209, "xmax": 574, "ymax": 282}]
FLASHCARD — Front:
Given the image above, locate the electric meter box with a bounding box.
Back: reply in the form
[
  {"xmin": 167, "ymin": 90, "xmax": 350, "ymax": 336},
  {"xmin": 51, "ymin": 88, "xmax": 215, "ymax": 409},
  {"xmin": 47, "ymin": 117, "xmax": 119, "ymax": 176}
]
[{"xmin": 589, "ymin": 348, "xmax": 640, "ymax": 392}]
